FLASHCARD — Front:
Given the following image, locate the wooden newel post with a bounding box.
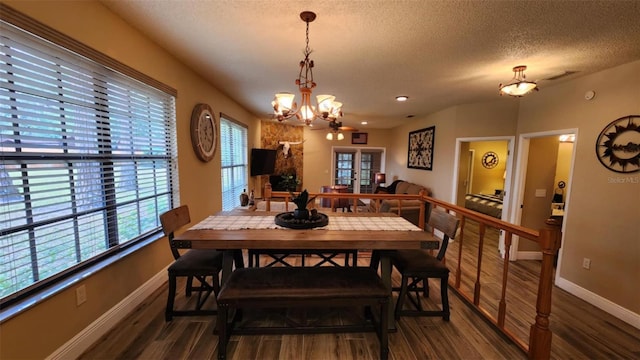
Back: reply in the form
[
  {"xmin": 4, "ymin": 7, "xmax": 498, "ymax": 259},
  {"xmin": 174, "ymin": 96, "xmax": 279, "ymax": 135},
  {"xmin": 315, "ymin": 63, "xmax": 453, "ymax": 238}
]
[
  {"xmin": 264, "ymin": 182, "xmax": 272, "ymax": 212},
  {"xmin": 528, "ymin": 225, "xmax": 562, "ymax": 359},
  {"xmin": 418, "ymin": 189, "xmax": 426, "ymax": 230}
]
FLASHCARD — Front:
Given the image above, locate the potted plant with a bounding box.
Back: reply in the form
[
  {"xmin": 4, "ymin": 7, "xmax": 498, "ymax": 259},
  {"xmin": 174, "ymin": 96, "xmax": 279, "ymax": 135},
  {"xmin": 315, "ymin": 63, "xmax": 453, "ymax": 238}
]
[
  {"xmin": 290, "ymin": 189, "xmax": 317, "ymax": 219},
  {"xmin": 280, "ymin": 172, "xmax": 300, "ymax": 192}
]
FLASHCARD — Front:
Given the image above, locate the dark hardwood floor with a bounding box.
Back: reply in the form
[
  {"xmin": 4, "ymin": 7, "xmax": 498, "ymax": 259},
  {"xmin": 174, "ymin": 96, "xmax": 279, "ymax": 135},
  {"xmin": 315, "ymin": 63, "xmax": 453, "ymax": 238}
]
[
  {"xmin": 447, "ymin": 220, "xmax": 640, "ymax": 360},
  {"xmin": 80, "ymin": 221, "xmax": 640, "ymax": 359}
]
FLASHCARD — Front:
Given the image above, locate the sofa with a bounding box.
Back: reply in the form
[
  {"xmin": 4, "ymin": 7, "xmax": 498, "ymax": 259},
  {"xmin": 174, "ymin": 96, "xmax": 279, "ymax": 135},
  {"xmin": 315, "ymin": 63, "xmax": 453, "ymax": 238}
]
[{"xmin": 368, "ymin": 180, "xmax": 432, "ymax": 227}]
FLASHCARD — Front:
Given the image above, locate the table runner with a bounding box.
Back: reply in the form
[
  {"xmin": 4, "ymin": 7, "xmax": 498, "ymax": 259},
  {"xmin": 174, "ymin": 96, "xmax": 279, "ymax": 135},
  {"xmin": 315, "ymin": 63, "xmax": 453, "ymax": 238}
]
[{"xmin": 190, "ymin": 215, "xmax": 422, "ymax": 232}]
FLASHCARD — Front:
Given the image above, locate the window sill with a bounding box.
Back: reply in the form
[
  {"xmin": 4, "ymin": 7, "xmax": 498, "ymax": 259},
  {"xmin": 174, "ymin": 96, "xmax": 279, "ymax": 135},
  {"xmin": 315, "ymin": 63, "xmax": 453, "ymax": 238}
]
[{"xmin": 0, "ymin": 234, "xmax": 162, "ymax": 323}]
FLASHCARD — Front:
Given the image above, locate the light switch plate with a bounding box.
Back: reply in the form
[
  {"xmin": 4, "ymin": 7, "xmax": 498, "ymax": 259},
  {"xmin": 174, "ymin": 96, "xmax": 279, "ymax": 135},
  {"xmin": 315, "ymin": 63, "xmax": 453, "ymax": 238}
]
[{"xmin": 535, "ymin": 189, "xmax": 547, "ymax": 197}]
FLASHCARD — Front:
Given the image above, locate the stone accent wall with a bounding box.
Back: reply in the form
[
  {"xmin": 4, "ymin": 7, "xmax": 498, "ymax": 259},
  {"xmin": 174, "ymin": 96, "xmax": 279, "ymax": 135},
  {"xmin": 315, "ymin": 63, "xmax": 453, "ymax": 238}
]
[{"xmin": 260, "ymin": 120, "xmax": 304, "ymax": 191}]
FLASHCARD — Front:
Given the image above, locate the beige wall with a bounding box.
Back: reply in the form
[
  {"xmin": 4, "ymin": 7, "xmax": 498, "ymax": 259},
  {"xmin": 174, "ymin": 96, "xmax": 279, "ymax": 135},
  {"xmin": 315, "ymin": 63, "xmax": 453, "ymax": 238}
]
[
  {"xmin": 302, "ymin": 127, "xmax": 392, "ymax": 195},
  {"xmin": 375, "ymin": 61, "xmax": 640, "ymax": 314},
  {"xmin": 382, "ymin": 99, "xmax": 519, "ymax": 199},
  {"xmin": 517, "ymin": 60, "xmax": 640, "ymax": 313},
  {"xmin": 386, "ymin": 107, "xmax": 458, "ymax": 198},
  {"xmin": 0, "ymin": 1, "xmax": 260, "ymax": 359}
]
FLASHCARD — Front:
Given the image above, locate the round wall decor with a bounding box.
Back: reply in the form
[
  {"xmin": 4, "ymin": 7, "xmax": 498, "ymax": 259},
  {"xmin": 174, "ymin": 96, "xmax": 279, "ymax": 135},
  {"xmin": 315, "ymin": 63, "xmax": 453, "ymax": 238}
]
[
  {"xmin": 190, "ymin": 103, "xmax": 217, "ymax": 162},
  {"xmin": 595, "ymin": 115, "xmax": 639, "ymax": 173},
  {"xmin": 481, "ymin": 151, "xmax": 499, "ymax": 169}
]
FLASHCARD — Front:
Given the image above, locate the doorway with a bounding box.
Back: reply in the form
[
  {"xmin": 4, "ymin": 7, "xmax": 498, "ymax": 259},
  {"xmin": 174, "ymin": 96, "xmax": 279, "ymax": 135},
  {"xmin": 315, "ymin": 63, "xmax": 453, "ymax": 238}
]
[
  {"xmin": 452, "ymin": 136, "xmax": 515, "ymax": 255},
  {"xmin": 510, "ymin": 129, "xmax": 576, "ymax": 269},
  {"xmin": 332, "ymin": 147, "xmax": 385, "ymax": 194}
]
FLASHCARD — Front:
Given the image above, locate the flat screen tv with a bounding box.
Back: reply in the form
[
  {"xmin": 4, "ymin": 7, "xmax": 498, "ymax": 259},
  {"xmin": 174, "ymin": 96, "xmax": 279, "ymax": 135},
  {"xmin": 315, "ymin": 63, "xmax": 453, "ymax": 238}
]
[{"xmin": 250, "ymin": 148, "xmax": 277, "ymax": 176}]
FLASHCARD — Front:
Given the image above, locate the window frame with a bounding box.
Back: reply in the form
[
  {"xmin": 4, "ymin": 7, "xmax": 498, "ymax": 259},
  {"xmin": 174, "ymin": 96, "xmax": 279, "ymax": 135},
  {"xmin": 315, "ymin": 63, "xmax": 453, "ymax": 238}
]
[
  {"xmin": 220, "ymin": 114, "xmax": 248, "ymax": 211},
  {"xmin": 0, "ymin": 4, "xmax": 178, "ymax": 319}
]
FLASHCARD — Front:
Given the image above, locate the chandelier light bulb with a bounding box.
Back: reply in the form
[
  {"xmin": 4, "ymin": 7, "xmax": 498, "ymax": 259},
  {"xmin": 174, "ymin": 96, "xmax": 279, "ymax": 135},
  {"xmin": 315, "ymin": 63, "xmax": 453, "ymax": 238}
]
[{"xmin": 299, "ymin": 104, "xmax": 315, "ymax": 121}]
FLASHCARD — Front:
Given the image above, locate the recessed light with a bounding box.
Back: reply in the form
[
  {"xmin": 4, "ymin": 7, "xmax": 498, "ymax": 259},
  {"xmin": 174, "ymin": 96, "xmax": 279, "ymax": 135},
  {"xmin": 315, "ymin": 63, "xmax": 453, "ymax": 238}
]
[
  {"xmin": 396, "ymin": 96, "xmax": 409, "ymax": 102},
  {"xmin": 361, "ymin": 121, "xmax": 368, "ymax": 125},
  {"xmin": 406, "ymin": 115, "xmax": 414, "ymax": 118}
]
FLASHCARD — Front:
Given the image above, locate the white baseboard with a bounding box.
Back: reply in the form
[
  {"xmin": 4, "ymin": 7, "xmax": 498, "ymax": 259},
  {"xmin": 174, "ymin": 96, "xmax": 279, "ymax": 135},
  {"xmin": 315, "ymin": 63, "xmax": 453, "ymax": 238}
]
[
  {"xmin": 556, "ymin": 276, "xmax": 640, "ymax": 329},
  {"xmin": 46, "ymin": 267, "xmax": 168, "ymax": 360},
  {"xmin": 517, "ymin": 251, "xmax": 542, "ymax": 260}
]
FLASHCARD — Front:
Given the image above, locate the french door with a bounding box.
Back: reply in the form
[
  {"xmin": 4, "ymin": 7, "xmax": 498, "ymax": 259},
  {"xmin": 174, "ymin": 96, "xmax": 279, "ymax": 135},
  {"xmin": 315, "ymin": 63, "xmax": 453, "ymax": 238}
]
[{"xmin": 333, "ymin": 147, "xmax": 385, "ymax": 193}]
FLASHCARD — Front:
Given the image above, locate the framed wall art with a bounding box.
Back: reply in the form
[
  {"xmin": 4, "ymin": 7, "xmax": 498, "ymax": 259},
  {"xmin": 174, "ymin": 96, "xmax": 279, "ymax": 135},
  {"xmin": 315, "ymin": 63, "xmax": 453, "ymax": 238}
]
[
  {"xmin": 595, "ymin": 115, "xmax": 639, "ymax": 173},
  {"xmin": 351, "ymin": 132, "xmax": 368, "ymax": 144},
  {"xmin": 407, "ymin": 126, "xmax": 435, "ymax": 170}
]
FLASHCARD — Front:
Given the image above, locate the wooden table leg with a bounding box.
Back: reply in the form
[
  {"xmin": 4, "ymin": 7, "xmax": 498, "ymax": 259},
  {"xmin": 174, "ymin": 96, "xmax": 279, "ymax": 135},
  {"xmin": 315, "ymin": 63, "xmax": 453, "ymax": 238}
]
[
  {"xmin": 221, "ymin": 250, "xmax": 235, "ymax": 284},
  {"xmin": 379, "ymin": 252, "xmax": 396, "ymax": 331}
]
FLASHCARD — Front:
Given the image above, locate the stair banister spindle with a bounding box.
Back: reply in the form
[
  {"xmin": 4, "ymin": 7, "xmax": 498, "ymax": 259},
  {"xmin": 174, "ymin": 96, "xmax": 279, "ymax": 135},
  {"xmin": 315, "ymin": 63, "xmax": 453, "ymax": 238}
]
[
  {"xmin": 473, "ymin": 222, "xmax": 486, "ymax": 305},
  {"xmin": 498, "ymin": 231, "xmax": 513, "ymax": 328}
]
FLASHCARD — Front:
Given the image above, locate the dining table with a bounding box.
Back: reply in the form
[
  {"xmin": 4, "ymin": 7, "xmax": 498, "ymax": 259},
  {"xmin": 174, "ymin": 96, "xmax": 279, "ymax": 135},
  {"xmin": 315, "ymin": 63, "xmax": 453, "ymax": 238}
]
[{"xmin": 172, "ymin": 210, "xmax": 440, "ymax": 330}]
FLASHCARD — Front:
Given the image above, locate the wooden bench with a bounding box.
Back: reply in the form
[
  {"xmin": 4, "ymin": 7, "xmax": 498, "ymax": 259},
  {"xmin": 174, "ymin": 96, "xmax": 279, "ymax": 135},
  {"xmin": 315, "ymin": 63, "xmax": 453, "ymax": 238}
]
[{"xmin": 216, "ymin": 266, "xmax": 389, "ymax": 360}]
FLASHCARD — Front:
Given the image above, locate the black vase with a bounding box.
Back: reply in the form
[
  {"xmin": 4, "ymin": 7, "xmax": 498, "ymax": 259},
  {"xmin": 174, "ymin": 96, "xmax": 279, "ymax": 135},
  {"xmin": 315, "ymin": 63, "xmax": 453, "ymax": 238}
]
[
  {"xmin": 293, "ymin": 209, "xmax": 309, "ymax": 220},
  {"xmin": 239, "ymin": 189, "xmax": 249, "ymax": 206}
]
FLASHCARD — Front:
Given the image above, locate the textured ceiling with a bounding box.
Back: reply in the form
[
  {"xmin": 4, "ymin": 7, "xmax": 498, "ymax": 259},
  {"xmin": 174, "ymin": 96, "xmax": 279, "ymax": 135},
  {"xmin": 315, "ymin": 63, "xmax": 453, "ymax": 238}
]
[{"xmin": 101, "ymin": 0, "xmax": 640, "ymax": 129}]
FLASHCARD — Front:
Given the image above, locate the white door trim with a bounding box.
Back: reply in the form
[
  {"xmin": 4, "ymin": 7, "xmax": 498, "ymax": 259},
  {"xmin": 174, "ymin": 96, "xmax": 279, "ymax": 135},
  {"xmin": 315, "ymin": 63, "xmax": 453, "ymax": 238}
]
[
  {"xmin": 331, "ymin": 146, "xmax": 386, "ymax": 192},
  {"xmin": 452, "ymin": 136, "xmax": 515, "ymax": 256}
]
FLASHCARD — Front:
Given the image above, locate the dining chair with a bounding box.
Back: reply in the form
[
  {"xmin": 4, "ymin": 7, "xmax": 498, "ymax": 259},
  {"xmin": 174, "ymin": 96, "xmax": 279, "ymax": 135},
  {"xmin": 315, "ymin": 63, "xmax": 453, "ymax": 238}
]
[
  {"xmin": 159, "ymin": 205, "xmax": 223, "ymax": 321},
  {"xmin": 389, "ymin": 207, "xmax": 460, "ymax": 320}
]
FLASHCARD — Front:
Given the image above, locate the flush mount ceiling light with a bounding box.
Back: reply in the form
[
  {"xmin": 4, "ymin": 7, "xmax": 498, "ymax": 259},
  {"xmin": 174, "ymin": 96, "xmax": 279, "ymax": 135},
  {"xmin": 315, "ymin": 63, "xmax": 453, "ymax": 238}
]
[
  {"xmin": 272, "ymin": 11, "xmax": 343, "ymax": 126},
  {"xmin": 499, "ymin": 65, "xmax": 539, "ymax": 97},
  {"xmin": 559, "ymin": 134, "xmax": 575, "ymax": 143},
  {"xmin": 395, "ymin": 95, "xmax": 409, "ymax": 102}
]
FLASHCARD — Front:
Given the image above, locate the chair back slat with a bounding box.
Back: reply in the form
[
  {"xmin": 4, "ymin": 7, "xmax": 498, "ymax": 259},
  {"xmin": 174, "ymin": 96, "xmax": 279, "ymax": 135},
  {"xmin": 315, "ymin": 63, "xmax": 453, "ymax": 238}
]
[
  {"xmin": 428, "ymin": 208, "xmax": 460, "ymax": 260},
  {"xmin": 428, "ymin": 207, "xmax": 459, "ymax": 240},
  {"xmin": 159, "ymin": 205, "xmax": 191, "ymax": 259}
]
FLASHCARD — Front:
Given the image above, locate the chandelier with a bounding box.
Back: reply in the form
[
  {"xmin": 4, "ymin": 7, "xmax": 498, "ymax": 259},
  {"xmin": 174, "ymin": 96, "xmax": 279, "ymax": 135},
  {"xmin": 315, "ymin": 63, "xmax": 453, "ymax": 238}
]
[
  {"xmin": 272, "ymin": 11, "xmax": 343, "ymax": 125},
  {"xmin": 499, "ymin": 65, "xmax": 539, "ymax": 97}
]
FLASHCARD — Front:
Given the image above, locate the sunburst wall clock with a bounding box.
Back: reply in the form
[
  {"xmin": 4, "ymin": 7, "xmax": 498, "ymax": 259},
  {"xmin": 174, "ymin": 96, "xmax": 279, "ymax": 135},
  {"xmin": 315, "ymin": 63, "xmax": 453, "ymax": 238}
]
[
  {"xmin": 595, "ymin": 115, "xmax": 640, "ymax": 173},
  {"xmin": 481, "ymin": 151, "xmax": 499, "ymax": 169}
]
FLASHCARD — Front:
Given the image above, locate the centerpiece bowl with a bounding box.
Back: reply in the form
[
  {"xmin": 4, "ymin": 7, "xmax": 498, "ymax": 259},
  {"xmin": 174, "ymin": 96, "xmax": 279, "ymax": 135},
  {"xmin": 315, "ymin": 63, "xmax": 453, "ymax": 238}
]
[{"xmin": 274, "ymin": 211, "xmax": 328, "ymax": 229}]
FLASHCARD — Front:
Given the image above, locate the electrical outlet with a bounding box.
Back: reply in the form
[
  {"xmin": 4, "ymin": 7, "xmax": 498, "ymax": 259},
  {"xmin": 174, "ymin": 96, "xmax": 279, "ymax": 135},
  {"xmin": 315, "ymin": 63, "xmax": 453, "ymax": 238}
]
[
  {"xmin": 582, "ymin": 258, "xmax": 591, "ymax": 270},
  {"xmin": 76, "ymin": 284, "xmax": 87, "ymax": 306}
]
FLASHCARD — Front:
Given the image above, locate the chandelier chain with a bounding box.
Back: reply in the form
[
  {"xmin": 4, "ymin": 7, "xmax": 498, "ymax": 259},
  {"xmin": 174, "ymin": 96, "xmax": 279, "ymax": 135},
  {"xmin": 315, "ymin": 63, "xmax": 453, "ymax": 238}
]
[
  {"xmin": 299, "ymin": 18, "xmax": 314, "ymax": 90},
  {"xmin": 305, "ymin": 20, "xmax": 310, "ymax": 56}
]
